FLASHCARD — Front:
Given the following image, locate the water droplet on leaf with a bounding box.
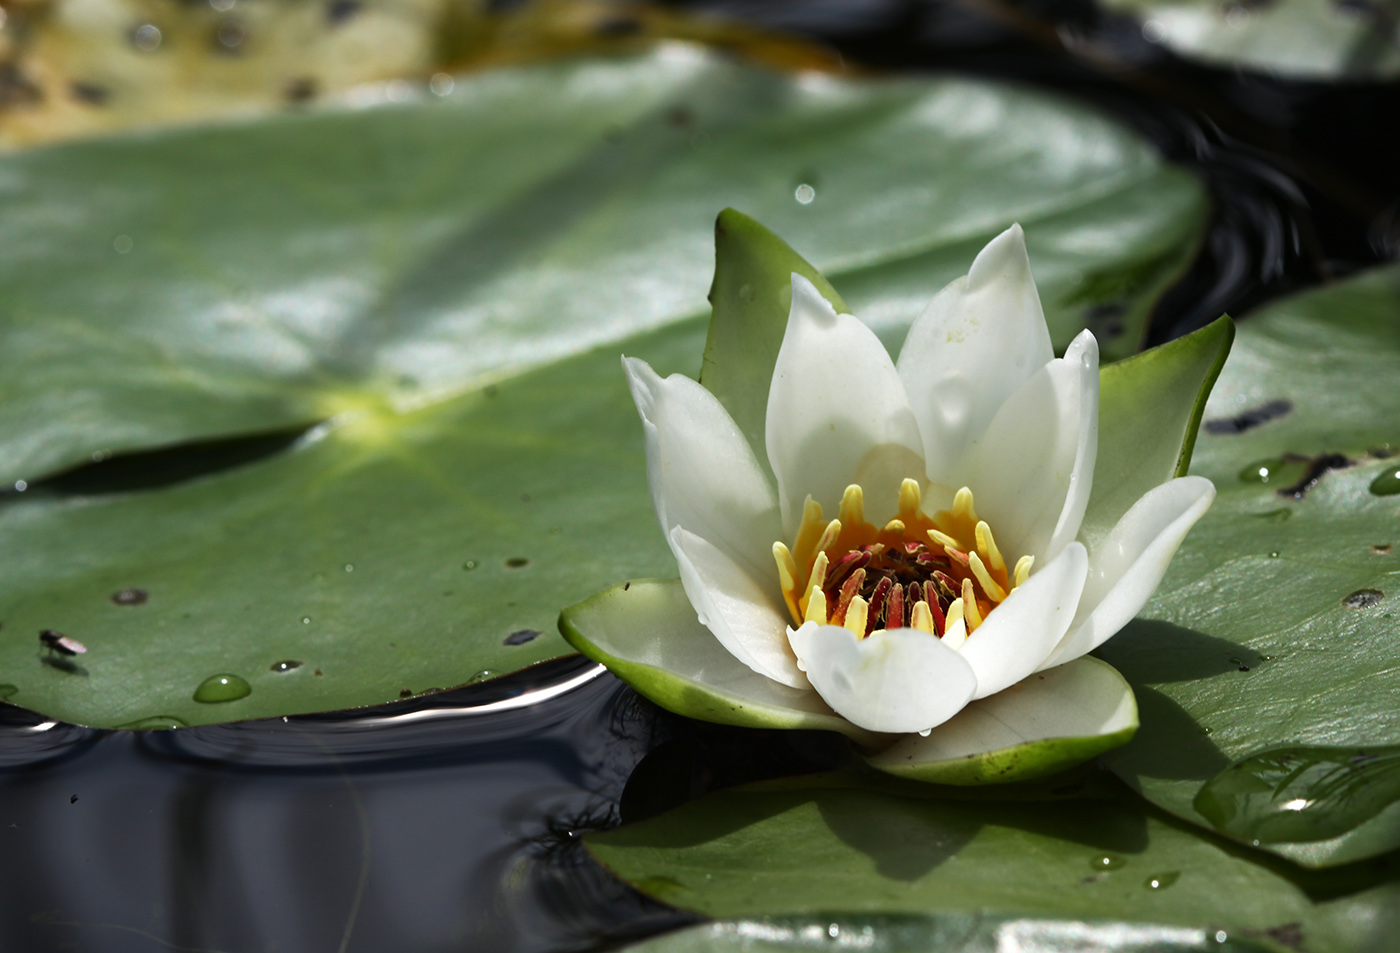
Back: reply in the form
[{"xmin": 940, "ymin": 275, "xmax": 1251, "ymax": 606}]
[
  {"xmin": 193, "ymin": 674, "xmax": 251, "ymax": 703},
  {"xmin": 505, "ymin": 557, "xmax": 529, "ymax": 568},
  {"xmin": 270, "ymin": 660, "xmax": 302, "ymax": 673},
  {"xmin": 1238, "ymin": 456, "xmax": 1305, "ymax": 486},
  {"xmin": 503, "ymin": 629, "xmax": 539, "ymax": 646},
  {"xmin": 462, "ymin": 560, "xmax": 478, "ymax": 571},
  {"xmin": 1144, "ymin": 871, "xmax": 1180, "ymax": 889},
  {"xmin": 1091, "ymin": 854, "xmax": 1125, "ymax": 870},
  {"xmin": 1370, "ymin": 466, "xmax": 1400, "ymax": 496}
]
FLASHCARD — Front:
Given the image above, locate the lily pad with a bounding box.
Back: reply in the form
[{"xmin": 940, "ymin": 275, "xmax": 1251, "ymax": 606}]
[
  {"xmin": 587, "ymin": 774, "xmax": 1400, "ymax": 952},
  {"xmin": 619, "ymin": 913, "xmax": 1274, "ymax": 952},
  {"xmin": 1103, "ymin": 0, "xmax": 1400, "ymax": 80},
  {"xmin": 1099, "ymin": 264, "xmax": 1400, "ymax": 867},
  {"xmin": 0, "ymin": 46, "xmax": 1208, "ymax": 727}
]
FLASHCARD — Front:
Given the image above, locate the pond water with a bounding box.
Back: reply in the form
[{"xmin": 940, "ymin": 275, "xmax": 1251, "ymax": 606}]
[{"xmin": 2, "ymin": 0, "xmax": 1396, "ymax": 950}]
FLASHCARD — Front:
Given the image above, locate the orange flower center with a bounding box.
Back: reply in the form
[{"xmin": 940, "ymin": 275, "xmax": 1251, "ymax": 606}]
[{"xmin": 772, "ymin": 480, "xmax": 1032, "ymax": 646}]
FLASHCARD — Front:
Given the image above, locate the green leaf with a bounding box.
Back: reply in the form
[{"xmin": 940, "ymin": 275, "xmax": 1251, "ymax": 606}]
[
  {"xmin": 1099, "ymin": 0, "xmax": 1400, "ymax": 81},
  {"xmin": 1082, "ymin": 316, "xmax": 1233, "ymax": 550},
  {"xmin": 586, "ymin": 775, "xmax": 1400, "ymax": 952},
  {"xmin": 864, "ymin": 657, "xmax": 1138, "ymax": 785},
  {"xmin": 618, "ymin": 913, "xmax": 1275, "ymax": 952},
  {"xmin": 0, "ymin": 47, "xmax": 1210, "ymax": 726},
  {"xmin": 559, "ymin": 579, "xmax": 868, "ymax": 741},
  {"xmin": 700, "ymin": 209, "xmax": 847, "ymax": 473},
  {"xmin": 1098, "ymin": 265, "xmax": 1400, "ymax": 867}
]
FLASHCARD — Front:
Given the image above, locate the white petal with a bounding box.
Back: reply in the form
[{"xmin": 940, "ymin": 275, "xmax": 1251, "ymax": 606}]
[
  {"xmin": 624, "ymin": 357, "xmax": 782, "ymax": 580},
  {"xmin": 1041, "ymin": 476, "xmax": 1215, "ymax": 668},
  {"xmin": 964, "ymin": 347, "xmax": 1091, "ymax": 564},
  {"xmin": 559, "ymin": 579, "xmax": 874, "ymax": 743},
  {"xmin": 1043, "ymin": 330, "xmax": 1099, "ymax": 563},
  {"xmin": 670, "ymin": 526, "xmax": 809, "ymax": 689},
  {"xmin": 959, "ymin": 541, "xmax": 1088, "ymax": 700},
  {"xmin": 897, "ymin": 224, "xmax": 1054, "ymax": 484},
  {"xmin": 788, "ymin": 623, "xmax": 977, "ymax": 734},
  {"xmin": 766, "ymin": 275, "xmax": 924, "ymax": 536},
  {"xmin": 864, "ymin": 656, "xmax": 1137, "ymax": 784}
]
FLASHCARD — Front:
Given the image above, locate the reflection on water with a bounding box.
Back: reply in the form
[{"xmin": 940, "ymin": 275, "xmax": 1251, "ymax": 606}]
[{"xmin": 0, "ymin": 658, "xmax": 693, "ymax": 953}]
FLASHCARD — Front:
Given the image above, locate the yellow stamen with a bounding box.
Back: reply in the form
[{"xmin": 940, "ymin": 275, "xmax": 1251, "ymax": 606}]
[
  {"xmin": 883, "ymin": 519, "xmax": 905, "ymax": 535},
  {"xmin": 946, "ymin": 597, "xmax": 964, "ymax": 630},
  {"xmin": 799, "ymin": 550, "xmax": 829, "ymax": 618},
  {"xmin": 952, "ymin": 486, "xmax": 977, "ymax": 523},
  {"xmin": 910, "ymin": 600, "xmax": 935, "ymax": 634},
  {"xmin": 816, "ymin": 518, "xmax": 842, "ymax": 554},
  {"xmin": 804, "ymin": 587, "xmax": 828, "ymax": 625},
  {"xmin": 839, "ymin": 485, "xmax": 865, "ymax": 528},
  {"xmin": 773, "ymin": 542, "xmax": 801, "ymax": 623},
  {"xmin": 928, "ymin": 528, "xmax": 960, "ymax": 550},
  {"xmin": 975, "ymin": 520, "xmax": 1006, "ymax": 576},
  {"xmin": 1014, "ymin": 555, "xmax": 1034, "ymax": 588},
  {"xmin": 898, "ymin": 479, "xmax": 922, "ymax": 519},
  {"xmin": 961, "ymin": 578, "xmax": 984, "ymax": 631},
  {"xmin": 941, "ymin": 618, "xmax": 967, "ymax": 650},
  {"xmin": 845, "ymin": 595, "xmax": 869, "ymax": 638},
  {"xmin": 968, "ymin": 551, "xmax": 1008, "ymax": 602},
  {"xmin": 791, "ymin": 497, "xmax": 826, "ymax": 576}
]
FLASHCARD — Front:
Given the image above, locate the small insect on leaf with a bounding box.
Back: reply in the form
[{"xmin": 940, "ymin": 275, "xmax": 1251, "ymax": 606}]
[{"xmin": 39, "ymin": 630, "xmax": 87, "ymax": 656}]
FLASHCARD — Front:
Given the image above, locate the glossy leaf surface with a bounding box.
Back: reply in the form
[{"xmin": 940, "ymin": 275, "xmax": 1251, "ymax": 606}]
[
  {"xmin": 1102, "ymin": 0, "xmax": 1400, "ymax": 79},
  {"xmin": 0, "ymin": 47, "xmax": 1208, "ymax": 727},
  {"xmin": 588, "ymin": 775, "xmax": 1400, "ymax": 952},
  {"xmin": 1099, "ymin": 265, "xmax": 1400, "ymax": 867},
  {"xmin": 620, "ymin": 913, "xmax": 1273, "ymax": 952}
]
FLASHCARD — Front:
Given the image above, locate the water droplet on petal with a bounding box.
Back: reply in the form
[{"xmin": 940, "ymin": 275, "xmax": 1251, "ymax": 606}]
[{"xmin": 192, "ymin": 674, "xmax": 250, "ymax": 703}]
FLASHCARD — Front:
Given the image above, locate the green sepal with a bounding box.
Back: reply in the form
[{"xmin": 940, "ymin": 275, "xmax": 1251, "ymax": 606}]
[
  {"xmin": 863, "ymin": 656, "xmax": 1138, "ymax": 785},
  {"xmin": 558, "ymin": 578, "xmax": 876, "ymax": 743},
  {"xmin": 699, "ymin": 209, "xmax": 848, "ymax": 471},
  {"xmin": 1082, "ymin": 315, "xmax": 1234, "ymax": 548}
]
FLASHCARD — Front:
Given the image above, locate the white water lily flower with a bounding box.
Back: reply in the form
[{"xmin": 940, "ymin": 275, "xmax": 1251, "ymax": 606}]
[{"xmin": 562, "ymin": 214, "xmax": 1230, "ymax": 784}]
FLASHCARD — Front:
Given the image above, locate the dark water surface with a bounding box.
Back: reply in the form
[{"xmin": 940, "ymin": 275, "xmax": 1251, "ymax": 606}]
[
  {"xmin": 0, "ymin": 659, "xmax": 695, "ymax": 952},
  {"xmin": 4, "ymin": 1, "xmax": 1399, "ymax": 950}
]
